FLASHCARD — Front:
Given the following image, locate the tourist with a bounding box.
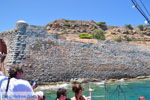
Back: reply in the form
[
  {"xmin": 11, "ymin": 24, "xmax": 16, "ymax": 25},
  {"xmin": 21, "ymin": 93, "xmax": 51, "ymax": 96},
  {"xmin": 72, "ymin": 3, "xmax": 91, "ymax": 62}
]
[
  {"xmin": 0, "ymin": 38, "xmax": 7, "ymax": 75},
  {"xmin": 56, "ymin": 88, "xmax": 70, "ymax": 100},
  {"xmin": 71, "ymin": 84, "xmax": 87, "ymax": 100},
  {"xmin": 0, "ymin": 67, "xmax": 7, "ymax": 86},
  {"xmin": 28, "ymin": 80, "xmax": 46, "ymax": 100},
  {"xmin": 0, "ymin": 67, "xmax": 7, "ymax": 91},
  {"xmin": 35, "ymin": 91, "xmax": 46, "ymax": 100},
  {"xmin": 0, "ymin": 66, "xmax": 38, "ymax": 100},
  {"xmin": 0, "ymin": 38, "xmax": 7, "ymax": 99},
  {"xmin": 0, "ymin": 38, "xmax": 7, "ymax": 85}
]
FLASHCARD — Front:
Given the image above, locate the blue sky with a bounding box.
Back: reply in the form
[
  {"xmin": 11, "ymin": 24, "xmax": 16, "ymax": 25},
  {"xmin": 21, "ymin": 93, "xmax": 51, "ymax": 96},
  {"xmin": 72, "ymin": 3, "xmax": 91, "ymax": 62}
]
[{"xmin": 0, "ymin": 0, "xmax": 150, "ymax": 32}]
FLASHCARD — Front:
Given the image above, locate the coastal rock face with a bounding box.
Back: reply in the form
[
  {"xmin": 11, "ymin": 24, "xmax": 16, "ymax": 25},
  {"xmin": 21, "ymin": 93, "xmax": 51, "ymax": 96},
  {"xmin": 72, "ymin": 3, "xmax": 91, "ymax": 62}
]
[
  {"xmin": 1, "ymin": 20, "xmax": 150, "ymax": 84},
  {"xmin": 21, "ymin": 38, "xmax": 150, "ymax": 84}
]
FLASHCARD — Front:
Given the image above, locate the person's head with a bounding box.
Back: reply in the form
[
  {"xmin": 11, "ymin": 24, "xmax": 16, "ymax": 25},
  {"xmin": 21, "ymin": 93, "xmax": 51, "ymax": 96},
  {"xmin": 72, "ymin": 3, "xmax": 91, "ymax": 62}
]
[
  {"xmin": 8, "ymin": 66, "xmax": 23, "ymax": 78},
  {"xmin": 0, "ymin": 38, "xmax": 7, "ymax": 63},
  {"xmin": 56, "ymin": 88, "xmax": 67, "ymax": 100},
  {"xmin": 139, "ymin": 96, "xmax": 146, "ymax": 100},
  {"xmin": 0, "ymin": 38, "xmax": 7, "ymax": 74},
  {"xmin": 72, "ymin": 84, "xmax": 83, "ymax": 96}
]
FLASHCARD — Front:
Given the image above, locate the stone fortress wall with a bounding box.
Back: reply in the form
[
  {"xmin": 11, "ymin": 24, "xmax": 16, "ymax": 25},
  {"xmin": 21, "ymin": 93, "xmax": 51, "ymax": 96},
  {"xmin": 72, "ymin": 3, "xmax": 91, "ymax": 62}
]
[{"xmin": 1, "ymin": 20, "xmax": 150, "ymax": 84}]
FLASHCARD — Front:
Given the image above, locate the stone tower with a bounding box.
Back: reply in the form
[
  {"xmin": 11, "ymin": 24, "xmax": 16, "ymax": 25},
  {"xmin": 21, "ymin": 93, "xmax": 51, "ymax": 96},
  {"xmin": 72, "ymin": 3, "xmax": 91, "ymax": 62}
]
[{"xmin": 7, "ymin": 20, "xmax": 28, "ymax": 66}]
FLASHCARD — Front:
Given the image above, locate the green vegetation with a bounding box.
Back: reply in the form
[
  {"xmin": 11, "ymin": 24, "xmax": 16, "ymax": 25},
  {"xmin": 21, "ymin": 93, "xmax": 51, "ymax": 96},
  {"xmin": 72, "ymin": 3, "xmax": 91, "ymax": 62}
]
[
  {"xmin": 61, "ymin": 30, "xmax": 68, "ymax": 34},
  {"xmin": 78, "ymin": 30, "xmax": 106, "ymax": 40},
  {"xmin": 96, "ymin": 21, "xmax": 106, "ymax": 26},
  {"xmin": 64, "ymin": 19, "xmax": 69, "ymax": 22},
  {"xmin": 137, "ymin": 25, "xmax": 144, "ymax": 31},
  {"xmin": 114, "ymin": 36, "xmax": 122, "ymax": 42},
  {"xmin": 79, "ymin": 33, "xmax": 93, "ymax": 39},
  {"xmin": 114, "ymin": 35, "xmax": 132, "ymax": 42},
  {"xmin": 92, "ymin": 29, "xmax": 105, "ymax": 40},
  {"xmin": 96, "ymin": 21, "xmax": 107, "ymax": 30},
  {"xmin": 124, "ymin": 35, "xmax": 132, "ymax": 41},
  {"xmin": 125, "ymin": 24, "xmax": 133, "ymax": 30},
  {"xmin": 64, "ymin": 23, "xmax": 73, "ymax": 27}
]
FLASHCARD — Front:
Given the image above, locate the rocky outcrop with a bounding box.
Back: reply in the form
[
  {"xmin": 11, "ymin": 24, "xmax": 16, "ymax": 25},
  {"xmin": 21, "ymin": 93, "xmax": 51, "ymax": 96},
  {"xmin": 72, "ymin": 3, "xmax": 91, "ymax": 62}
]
[
  {"xmin": 22, "ymin": 38, "xmax": 150, "ymax": 84},
  {"xmin": 1, "ymin": 20, "xmax": 150, "ymax": 84},
  {"xmin": 46, "ymin": 19, "xmax": 101, "ymax": 34}
]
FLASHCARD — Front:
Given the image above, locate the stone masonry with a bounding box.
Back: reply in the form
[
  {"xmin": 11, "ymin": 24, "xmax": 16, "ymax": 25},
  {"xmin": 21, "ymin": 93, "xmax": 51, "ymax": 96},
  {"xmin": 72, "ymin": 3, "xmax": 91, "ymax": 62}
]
[
  {"xmin": 7, "ymin": 21, "xmax": 28, "ymax": 66},
  {"xmin": 1, "ymin": 20, "xmax": 150, "ymax": 84}
]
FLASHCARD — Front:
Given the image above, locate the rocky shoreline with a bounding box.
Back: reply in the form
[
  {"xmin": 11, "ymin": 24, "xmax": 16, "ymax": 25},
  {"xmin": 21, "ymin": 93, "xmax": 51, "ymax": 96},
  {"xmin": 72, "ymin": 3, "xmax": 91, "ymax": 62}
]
[{"xmin": 35, "ymin": 76, "xmax": 150, "ymax": 92}]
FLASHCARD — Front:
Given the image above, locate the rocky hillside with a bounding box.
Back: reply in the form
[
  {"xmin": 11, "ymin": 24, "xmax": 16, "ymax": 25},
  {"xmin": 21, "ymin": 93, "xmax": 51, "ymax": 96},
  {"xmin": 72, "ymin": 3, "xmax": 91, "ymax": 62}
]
[
  {"xmin": 1, "ymin": 20, "xmax": 150, "ymax": 84},
  {"xmin": 46, "ymin": 19, "xmax": 101, "ymax": 34},
  {"xmin": 45, "ymin": 19, "xmax": 150, "ymax": 45}
]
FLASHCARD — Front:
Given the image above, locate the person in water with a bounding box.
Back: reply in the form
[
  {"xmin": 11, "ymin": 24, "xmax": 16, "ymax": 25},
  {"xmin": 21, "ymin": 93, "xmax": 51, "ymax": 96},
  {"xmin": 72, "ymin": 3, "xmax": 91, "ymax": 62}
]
[
  {"xmin": 56, "ymin": 88, "xmax": 70, "ymax": 100},
  {"xmin": 71, "ymin": 84, "xmax": 87, "ymax": 100}
]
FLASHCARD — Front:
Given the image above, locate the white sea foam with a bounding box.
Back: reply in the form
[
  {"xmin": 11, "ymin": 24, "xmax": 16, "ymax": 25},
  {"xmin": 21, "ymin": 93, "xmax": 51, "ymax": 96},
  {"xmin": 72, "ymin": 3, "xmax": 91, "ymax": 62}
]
[
  {"xmin": 91, "ymin": 81, "xmax": 107, "ymax": 85},
  {"xmin": 118, "ymin": 79, "xmax": 125, "ymax": 82},
  {"xmin": 37, "ymin": 83, "xmax": 72, "ymax": 91}
]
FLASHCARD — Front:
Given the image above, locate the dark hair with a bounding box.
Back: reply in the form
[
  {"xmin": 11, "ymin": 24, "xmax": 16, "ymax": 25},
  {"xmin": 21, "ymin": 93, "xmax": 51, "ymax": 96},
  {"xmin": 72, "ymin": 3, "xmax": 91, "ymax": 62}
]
[
  {"xmin": 8, "ymin": 66, "xmax": 23, "ymax": 78},
  {"xmin": 72, "ymin": 84, "xmax": 85, "ymax": 100},
  {"xmin": 0, "ymin": 38, "xmax": 7, "ymax": 63},
  {"xmin": 72, "ymin": 84, "xmax": 83, "ymax": 94},
  {"xmin": 56, "ymin": 88, "xmax": 66, "ymax": 99}
]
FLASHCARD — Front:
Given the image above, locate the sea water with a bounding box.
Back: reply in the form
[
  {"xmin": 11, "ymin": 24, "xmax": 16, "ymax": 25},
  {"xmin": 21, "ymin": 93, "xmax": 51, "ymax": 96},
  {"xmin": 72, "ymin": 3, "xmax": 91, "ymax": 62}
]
[{"xmin": 44, "ymin": 80, "xmax": 150, "ymax": 100}]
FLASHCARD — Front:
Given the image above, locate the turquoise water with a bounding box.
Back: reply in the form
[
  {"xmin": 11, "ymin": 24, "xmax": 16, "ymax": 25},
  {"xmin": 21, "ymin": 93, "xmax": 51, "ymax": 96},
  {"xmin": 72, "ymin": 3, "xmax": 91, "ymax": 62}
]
[{"xmin": 44, "ymin": 80, "xmax": 150, "ymax": 100}]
